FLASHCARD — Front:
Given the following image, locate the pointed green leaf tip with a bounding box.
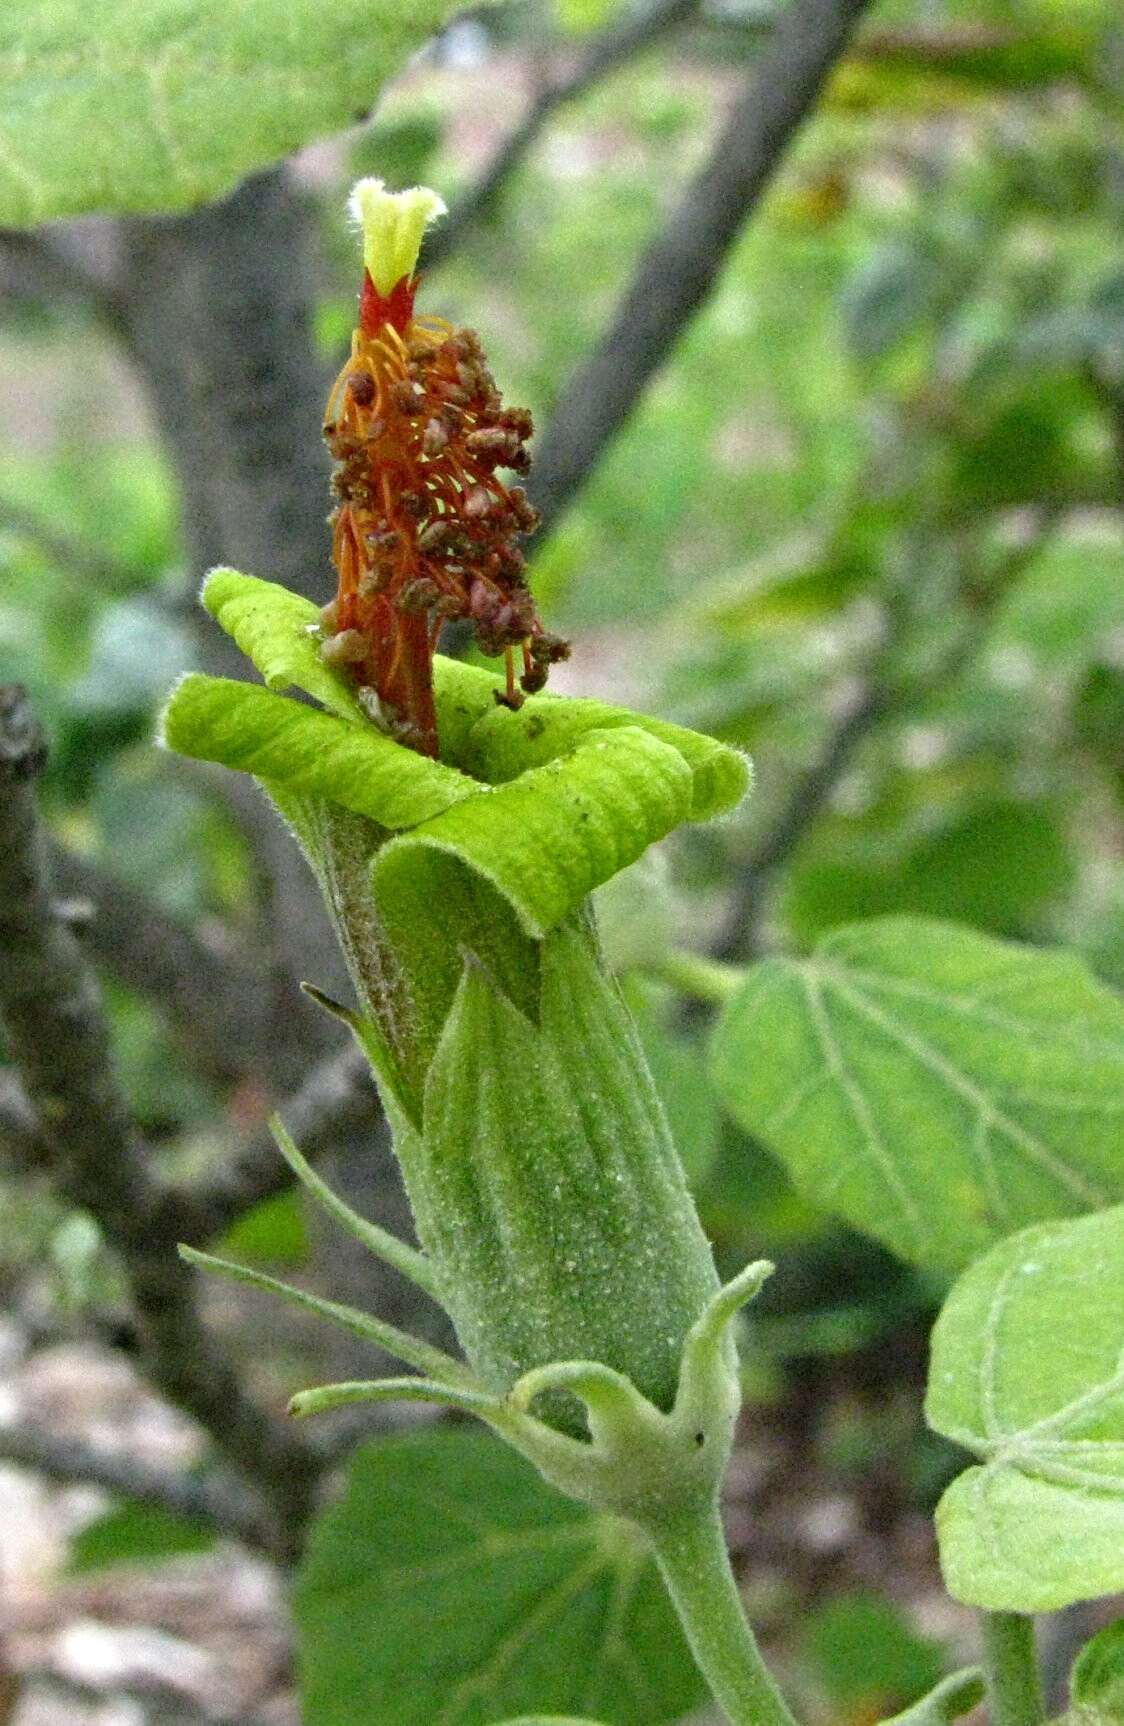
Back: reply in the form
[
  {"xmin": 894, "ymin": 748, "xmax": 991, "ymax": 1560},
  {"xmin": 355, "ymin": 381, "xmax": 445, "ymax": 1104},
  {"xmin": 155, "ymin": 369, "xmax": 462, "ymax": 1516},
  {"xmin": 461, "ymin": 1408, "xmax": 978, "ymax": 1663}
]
[{"xmin": 349, "ymin": 177, "xmax": 446, "ymax": 294}]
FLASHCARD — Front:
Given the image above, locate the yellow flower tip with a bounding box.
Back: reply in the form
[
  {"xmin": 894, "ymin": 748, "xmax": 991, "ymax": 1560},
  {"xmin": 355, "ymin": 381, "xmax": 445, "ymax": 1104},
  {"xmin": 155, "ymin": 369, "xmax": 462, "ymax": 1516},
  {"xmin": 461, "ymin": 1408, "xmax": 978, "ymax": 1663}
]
[{"xmin": 347, "ymin": 177, "xmax": 448, "ymax": 295}]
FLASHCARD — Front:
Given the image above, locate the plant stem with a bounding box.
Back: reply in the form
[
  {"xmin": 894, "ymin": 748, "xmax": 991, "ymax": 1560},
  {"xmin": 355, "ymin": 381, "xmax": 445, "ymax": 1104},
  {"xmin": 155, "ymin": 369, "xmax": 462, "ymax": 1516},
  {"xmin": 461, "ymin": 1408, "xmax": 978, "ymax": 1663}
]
[
  {"xmin": 980, "ymin": 1612, "xmax": 1045, "ymax": 1726},
  {"xmin": 648, "ymin": 948, "xmax": 746, "ymax": 1005},
  {"xmin": 648, "ymin": 1501, "xmax": 799, "ymax": 1726}
]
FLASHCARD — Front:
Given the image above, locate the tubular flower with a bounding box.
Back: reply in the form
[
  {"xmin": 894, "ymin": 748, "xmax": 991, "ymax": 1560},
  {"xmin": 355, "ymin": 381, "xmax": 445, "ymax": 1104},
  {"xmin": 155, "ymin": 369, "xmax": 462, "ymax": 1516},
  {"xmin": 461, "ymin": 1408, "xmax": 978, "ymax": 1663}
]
[{"xmin": 321, "ymin": 177, "xmax": 569, "ymax": 757}]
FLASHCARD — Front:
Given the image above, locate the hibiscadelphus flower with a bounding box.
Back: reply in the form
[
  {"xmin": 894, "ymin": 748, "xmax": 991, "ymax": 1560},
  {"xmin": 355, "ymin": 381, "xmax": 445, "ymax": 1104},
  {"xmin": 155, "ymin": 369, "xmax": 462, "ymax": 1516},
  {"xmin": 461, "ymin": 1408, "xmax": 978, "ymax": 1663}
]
[{"xmin": 319, "ymin": 178, "xmax": 569, "ymax": 757}]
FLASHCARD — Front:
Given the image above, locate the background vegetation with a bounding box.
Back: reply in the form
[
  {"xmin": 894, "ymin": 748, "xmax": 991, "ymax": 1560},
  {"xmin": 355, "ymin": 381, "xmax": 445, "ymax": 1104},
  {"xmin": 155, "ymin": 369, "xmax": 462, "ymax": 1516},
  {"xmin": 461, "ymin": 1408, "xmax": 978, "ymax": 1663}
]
[{"xmin": 1, "ymin": 0, "xmax": 1122, "ymax": 1719}]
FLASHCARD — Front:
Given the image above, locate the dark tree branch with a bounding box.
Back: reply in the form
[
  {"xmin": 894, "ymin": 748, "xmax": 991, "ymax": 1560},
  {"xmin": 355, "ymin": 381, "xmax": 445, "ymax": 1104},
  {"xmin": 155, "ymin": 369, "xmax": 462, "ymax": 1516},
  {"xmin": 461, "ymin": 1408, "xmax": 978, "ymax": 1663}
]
[
  {"xmin": 0, "ymin": 226, "xmax": 130, "ymax": 341},
  {"xmin": 425, "ymin": 0, "xmax": 703, "ymax": 272},
  {"xmin": 711, "ymin": 680, "xmax": 887, "ymax": 962},
  {"xmin": 0, "ymin": 1420, "xmax": 273, "ymax": 1552},
  {"xmin": 47, "ymin": 847, "xmax": 265, "ymax": 1085},
  {"xmin": 527, "ymin": 0, "xmax": 875, "ymax": 536},
  {"xmin": 119, "ymin": 169, "xmax": 331, "ymax": 620},
  {"xmin": 169, "ymin": 1041, "xmax": 384, "ymax": 1241},
  {"xmin": 0, "ymin": 1069, "xmax": 47, "ymax": 1173},
  {"xmin": 0, "ymin": 686, "xmax": 321, "ymax": 1555},
  {"xmin": 118, "ymin": 167, "xmax": 346, "ymax": 1003}
]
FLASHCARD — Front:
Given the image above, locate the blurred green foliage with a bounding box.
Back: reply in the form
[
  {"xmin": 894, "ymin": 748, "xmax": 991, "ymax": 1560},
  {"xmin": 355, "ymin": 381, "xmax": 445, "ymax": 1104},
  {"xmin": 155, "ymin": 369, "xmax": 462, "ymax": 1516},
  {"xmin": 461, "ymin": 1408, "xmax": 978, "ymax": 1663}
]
[{"xmin": 2, "ymin": 0, "xmax": 1122, "ymax": 1687}]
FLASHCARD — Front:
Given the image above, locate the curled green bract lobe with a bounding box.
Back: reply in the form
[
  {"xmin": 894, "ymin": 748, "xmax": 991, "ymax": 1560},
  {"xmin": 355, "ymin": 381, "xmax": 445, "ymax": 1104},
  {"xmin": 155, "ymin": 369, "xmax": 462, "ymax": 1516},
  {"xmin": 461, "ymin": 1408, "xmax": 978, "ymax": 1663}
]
[{"xmin": 195, "ymin": 568, "xmax": 749, "ymax": 817}]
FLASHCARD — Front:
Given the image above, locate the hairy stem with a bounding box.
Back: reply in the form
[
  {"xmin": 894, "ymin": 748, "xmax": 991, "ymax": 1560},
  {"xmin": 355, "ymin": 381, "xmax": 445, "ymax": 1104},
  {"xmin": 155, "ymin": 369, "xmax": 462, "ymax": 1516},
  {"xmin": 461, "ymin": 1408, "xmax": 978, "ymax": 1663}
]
[
  {"xmin": 648, "ymin": 1501, "xmax": 799, "ymax": 1726},
  {"xmin": 980, "ymin": 1612, "xmax": 1045, "ymax": 1726}
]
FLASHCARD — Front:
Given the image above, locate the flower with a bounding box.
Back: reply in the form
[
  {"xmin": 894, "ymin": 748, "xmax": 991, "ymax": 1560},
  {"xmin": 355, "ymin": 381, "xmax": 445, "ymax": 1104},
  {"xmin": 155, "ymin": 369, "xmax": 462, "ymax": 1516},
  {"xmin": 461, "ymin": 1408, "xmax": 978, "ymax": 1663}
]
[{"xmin": 321, "ymin": 179, "xmax": 568, "ymax": 757}]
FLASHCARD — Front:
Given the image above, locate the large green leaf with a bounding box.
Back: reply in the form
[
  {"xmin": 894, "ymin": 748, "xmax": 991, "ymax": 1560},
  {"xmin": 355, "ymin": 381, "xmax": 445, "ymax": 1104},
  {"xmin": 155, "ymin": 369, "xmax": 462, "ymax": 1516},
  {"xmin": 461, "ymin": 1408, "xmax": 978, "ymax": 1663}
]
[
  {"xmin": 709, "ymin": 917, "xmax": 1124, "ymax": 1271},
  {"xmin": 294, "ymin": 1430, "xmax": 705, "ymax": 1726},
  {"xmin": 926, "ymin": 1206, "xmax": 1124, "ymax": 1611},
  {"xmin": 0, "ymin": 0, "xmax": 468, "ymax": 226}
]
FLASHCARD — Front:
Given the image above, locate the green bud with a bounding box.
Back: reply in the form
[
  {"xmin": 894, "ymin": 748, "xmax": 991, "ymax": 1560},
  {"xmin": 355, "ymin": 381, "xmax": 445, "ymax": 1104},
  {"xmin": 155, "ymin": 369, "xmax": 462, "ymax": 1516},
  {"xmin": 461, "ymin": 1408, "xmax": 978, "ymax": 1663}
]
[{"xmin": 163, "ymin": 571, "xmax": 753, "ymax": 1445}]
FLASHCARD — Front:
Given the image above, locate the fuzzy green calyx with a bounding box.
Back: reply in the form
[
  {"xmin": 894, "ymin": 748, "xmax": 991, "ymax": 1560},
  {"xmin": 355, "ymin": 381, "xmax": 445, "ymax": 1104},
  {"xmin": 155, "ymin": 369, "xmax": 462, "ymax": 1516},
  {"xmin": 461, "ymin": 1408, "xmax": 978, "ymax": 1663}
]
[
  {"xmin": 404, "ymin": 921, "xmax": 721, "ymax": 1423},
  {"xmin": 164, "ymin": 569, "xmax": 751, "ymax": 1428}
]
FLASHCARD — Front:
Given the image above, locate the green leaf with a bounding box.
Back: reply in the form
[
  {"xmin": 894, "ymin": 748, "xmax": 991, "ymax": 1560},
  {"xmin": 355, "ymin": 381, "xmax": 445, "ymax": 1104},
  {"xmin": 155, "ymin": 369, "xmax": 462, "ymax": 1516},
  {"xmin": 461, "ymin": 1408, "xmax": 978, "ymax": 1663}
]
[
  {"xmin": 801, "ymin": 1590, "xmax": 944, "ymax": 1712},
  {"xmin": 926, "ymin": 1205, "xmax": 1124, "ymax": 1611},
  {"xmin": 0, "ymin": 0, "xmax": 471, "ymax": 226},
  {"xmin": 709, "ymin": 917, "xmax": 1124, "ymax": 1271},
  {"xmin": 294, "ymin": 1429, "xmax": 705, "ymax": 1726},
  {"xmin": 216, "ymin": 1188, "xmax": 309, "ymax": 1267},
  {"xmin": 69, "ymin": 1500, "xmax": 215, "ymax": 1571},
  {"xmin": 1071, "ymin": 1620, "xmax": 1124, "ymax": 1719}
]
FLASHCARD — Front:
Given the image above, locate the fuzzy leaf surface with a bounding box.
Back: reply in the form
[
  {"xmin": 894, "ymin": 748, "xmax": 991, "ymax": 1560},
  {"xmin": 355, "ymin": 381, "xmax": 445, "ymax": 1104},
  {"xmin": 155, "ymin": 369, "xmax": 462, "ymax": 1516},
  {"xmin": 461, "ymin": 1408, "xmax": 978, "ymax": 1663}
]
[
  {"xmin": 710, "ymin": 917, "xmax": 1124, "ymax": 1270},
  {"xmin": 0, "ymin": 0, "xmax": 469, "ymax": 225},
  {"xmin": 294, "ymin": 1430, "xmax": 704, "ymax": 1726},
  {"xmin": 926, "ymin": 1206, "xmax": 1124, "ymax": 1610}
]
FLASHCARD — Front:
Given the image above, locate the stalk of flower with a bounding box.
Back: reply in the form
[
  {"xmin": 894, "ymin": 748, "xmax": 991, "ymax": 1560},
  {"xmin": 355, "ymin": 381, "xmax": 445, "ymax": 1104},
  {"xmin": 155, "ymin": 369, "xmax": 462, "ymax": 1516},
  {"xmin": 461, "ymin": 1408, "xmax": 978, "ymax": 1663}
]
[{"xmin": 320, "ymin": 179, "xmax": 569, "ymax": 757}]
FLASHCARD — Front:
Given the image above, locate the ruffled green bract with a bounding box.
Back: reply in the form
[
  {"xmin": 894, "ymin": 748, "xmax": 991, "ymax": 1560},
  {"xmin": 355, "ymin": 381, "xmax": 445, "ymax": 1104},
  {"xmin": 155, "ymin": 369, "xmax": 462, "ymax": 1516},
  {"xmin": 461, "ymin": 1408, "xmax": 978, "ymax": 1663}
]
[
  {"xmin": 170, "ymin": 569, "xmax": 748, "ymax": 930},
  {"xmin": 164, "ymin": 569, "xmax": 750, "ymax": 1106}
]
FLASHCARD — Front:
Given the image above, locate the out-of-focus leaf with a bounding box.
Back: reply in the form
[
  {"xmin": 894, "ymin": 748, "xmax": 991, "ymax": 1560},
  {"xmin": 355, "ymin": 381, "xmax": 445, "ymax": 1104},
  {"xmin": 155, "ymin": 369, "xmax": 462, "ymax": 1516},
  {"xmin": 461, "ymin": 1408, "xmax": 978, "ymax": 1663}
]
[
  {"xmin": 950, "ymin": 382, "xmax": 1104, "ymax": 511},
  {"xmin": 1070, "ymin": 1619, "xmax": 1124, "ymax": 1720},
  {"xmin": 69, "ymin": 1501, "xmax": 215, "ymax": 1571},
  {"xmin": 0, "ymin": 0, "xmax": 477, "ymax": 225},
  {"xmin": 216, "ymin": 1189, "xmax": 309, "ymax": 1267},
  {"xmin": 710, "ymin": 917, "xmax": 1124, "ymax": 1271},
  {"xmin": 626, "ymin": 981, "xmax": 721, "ymax": 1190},
  {"xmin": 553, "ymin": 0, "xmax": 619, "ymax": 33},
  {"xmin": 927, "ymin": 1205, "xmax": 1124, "ymax": 1610},
  {"xmin": 784, "ymin": 798, "xmax": 1074, "ymax": 944},
  {"xmin": 801, "ymin": 1590, "xmax": 944, "ymax": 1713},
  {"xmin": 295, "ymin": 1430, "xmax": 705, "ymax": 1725},
  {"xmin": 593, "ymin": 853, "xmax": 679, "ymax": 975},
  {"xmin": 843, "ymin": 242, "xmax": 945, "ymax": 361},
  {"xmin": 72, "ymin": 598, "xmax": 193, "ymax": 717}
]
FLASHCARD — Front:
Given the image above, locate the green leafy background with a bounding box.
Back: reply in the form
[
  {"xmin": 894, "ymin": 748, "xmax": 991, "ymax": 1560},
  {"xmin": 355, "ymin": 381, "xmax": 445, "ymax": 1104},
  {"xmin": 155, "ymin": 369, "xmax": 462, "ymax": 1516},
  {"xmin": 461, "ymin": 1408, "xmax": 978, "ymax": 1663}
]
[{"xmin": 3, "ymin": 0, "xmax": 1124, "ymax": 1715}]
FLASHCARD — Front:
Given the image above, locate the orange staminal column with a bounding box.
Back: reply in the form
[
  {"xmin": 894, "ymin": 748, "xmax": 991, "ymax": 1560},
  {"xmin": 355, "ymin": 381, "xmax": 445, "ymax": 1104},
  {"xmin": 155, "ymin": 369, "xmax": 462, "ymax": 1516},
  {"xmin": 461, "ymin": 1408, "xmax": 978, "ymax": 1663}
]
[{"xmin": 319, "ymin": 179, "xmax": 569, "ymax": 759}]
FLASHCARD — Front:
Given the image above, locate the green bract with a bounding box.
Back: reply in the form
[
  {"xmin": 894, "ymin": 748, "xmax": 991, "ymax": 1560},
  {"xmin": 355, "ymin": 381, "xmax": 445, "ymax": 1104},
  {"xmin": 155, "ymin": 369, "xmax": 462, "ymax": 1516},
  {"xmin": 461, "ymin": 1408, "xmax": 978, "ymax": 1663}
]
[{"xmin": 163, "ymin": 570, "xmax": 750, "ymax": 1436}]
